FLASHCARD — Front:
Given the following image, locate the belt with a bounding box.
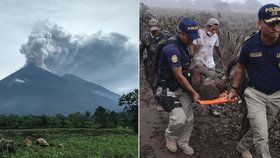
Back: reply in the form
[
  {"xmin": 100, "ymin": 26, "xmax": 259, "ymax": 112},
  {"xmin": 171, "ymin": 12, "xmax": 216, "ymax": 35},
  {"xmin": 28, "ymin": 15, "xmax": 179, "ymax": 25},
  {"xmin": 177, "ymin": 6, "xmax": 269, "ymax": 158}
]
[{"xmin": 248, "ymin": 86, "xmax": 277, "ymax": 95}]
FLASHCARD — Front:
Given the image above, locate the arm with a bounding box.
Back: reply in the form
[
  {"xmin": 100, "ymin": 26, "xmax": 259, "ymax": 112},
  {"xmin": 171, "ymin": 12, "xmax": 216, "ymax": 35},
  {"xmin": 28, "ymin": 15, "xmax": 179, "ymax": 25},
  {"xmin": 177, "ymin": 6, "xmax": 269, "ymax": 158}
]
[
  {"xmin": 228, "ymin": 63, "xmax": 245, "ymax": 100},
  {"xmin": 190, "ymin": 44, "xmax": 198, "ymax": 56},
  {"xmin": 140, "ymin": 40, "xmax": 146, "ymax": 61},
  {"xmin": 214, "ymin": 46, "xmax": 222, "ymax": 64},
  {"xmin": 172, "ymin": 67, "xmax": 200, "ymax": 101},
  {"xmin": 223, "ymin": 57, "xmax": 238, "ymax": 80}
]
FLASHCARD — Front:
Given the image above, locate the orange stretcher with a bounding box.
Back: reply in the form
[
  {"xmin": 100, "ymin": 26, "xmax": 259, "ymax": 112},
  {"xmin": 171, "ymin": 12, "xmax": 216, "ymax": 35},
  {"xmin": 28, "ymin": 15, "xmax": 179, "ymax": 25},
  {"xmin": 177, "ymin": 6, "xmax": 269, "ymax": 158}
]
[{"xmin": 197, "ymin": 91, "xmax": 238, "ymax": 105}]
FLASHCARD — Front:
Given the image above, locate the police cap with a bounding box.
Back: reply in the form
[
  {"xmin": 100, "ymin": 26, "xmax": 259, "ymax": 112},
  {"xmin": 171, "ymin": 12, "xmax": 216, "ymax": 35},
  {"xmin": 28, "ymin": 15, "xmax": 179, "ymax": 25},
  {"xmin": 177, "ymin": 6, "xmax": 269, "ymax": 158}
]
[{"xmin": 258, "ymin": 4, "xmax": 280, "ymax": 24}]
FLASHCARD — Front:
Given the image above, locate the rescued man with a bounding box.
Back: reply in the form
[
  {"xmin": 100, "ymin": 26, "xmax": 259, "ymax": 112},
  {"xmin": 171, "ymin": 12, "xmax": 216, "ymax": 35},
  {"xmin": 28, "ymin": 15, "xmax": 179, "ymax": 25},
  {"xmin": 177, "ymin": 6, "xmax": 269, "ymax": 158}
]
[
  {"xmin": 191, "ymin": 18, "xmax": 222, "ymax": 116},
  {"xmin": 228, "ymin": 3, "xmax": 280, "ymax": 158}
]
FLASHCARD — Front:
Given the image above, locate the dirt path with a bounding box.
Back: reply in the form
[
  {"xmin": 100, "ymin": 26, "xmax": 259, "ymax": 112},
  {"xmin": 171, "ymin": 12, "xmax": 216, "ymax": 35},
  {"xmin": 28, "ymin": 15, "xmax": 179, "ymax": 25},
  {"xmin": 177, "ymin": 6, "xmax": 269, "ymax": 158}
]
[{"xmin": 140, "ymin": 67, "xmax": 280, "ymax": 158}]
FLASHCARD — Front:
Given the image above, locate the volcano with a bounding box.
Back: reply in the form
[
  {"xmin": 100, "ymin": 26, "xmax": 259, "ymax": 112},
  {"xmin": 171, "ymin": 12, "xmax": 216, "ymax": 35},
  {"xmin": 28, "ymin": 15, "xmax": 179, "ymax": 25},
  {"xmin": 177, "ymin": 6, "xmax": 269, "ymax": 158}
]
[{"xmin": 0, "ymin": 64, "xmax": 121, "ymax": 115}]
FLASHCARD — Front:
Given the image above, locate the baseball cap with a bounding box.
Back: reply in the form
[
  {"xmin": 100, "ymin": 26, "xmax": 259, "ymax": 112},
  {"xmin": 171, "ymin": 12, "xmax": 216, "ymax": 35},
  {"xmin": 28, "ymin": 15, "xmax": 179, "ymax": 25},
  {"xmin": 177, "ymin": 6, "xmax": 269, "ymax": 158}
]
[
  {"xmin": 207, "ymin": 18, "xmax": 219, "ymax": 27},
  {"xmin": 258, "ymin": 4, "xmax": 280, "ymax": 24},
  {"xmin": 149, "ymin": 18, "xmax": 160, "ymax": 31},
  {"xmin": 178, "ymin": 18, "xmax": 199, "ymax": 40}
]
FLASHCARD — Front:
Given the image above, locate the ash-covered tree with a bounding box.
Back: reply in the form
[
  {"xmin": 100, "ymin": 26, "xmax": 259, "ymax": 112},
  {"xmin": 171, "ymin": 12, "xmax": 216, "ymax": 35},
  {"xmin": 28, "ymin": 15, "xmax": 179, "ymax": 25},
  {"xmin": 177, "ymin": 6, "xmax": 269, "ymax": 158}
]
[{"xmin": 119, "ymin": 89, "xmax": 138, "ymax": 133}]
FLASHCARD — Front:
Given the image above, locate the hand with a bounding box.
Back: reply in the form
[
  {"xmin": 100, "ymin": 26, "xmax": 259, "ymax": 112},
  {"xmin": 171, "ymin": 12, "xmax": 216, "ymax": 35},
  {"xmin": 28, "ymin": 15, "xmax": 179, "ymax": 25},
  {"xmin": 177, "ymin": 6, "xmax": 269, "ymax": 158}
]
[
  {"xmin": 228, "ymin": 88, "xmax": 237, "ymax": 101},
  {"xmin": 192, "ymin": 92, "xmax": 200, "ymax": 102},
  {"xmin": 221, "ymin": 75, "xmax": 228, "ymax": 81}
]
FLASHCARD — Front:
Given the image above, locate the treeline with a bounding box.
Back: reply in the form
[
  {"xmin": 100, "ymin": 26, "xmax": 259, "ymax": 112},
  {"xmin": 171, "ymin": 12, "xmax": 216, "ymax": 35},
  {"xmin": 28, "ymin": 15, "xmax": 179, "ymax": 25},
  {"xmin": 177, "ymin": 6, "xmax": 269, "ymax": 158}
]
[
  {"xmin": 0, "ymin": 106, "xmax": 130, "ymax": 130},
  {"xmin": 0, "ymin": 89, "xmax": 138, "ymax": 133}
]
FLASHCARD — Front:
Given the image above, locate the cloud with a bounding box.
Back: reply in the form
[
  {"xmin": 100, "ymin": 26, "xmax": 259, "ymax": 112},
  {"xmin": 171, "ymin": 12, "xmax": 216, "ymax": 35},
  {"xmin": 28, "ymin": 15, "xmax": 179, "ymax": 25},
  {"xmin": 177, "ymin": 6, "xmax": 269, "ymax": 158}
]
[{"xmin": 20, "ymin": 20, "xmax": 138, "ymax": 94}]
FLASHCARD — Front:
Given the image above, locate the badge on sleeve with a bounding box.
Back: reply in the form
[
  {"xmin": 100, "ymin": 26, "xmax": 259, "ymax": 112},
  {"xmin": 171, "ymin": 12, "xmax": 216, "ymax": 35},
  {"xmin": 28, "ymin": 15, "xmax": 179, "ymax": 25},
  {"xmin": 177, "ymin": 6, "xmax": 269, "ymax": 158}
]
[{"xmin": 171, "ymin": 55, "xmax": 178, "ymax": 63}]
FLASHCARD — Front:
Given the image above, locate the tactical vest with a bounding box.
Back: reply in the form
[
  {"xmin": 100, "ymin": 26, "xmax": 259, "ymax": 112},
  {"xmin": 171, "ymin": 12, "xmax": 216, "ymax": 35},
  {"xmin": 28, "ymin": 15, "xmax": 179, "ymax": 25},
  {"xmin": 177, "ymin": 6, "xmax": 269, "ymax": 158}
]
[{"xmin": 154, "ymin": 37, "xmax": 192, "ymax": 91}]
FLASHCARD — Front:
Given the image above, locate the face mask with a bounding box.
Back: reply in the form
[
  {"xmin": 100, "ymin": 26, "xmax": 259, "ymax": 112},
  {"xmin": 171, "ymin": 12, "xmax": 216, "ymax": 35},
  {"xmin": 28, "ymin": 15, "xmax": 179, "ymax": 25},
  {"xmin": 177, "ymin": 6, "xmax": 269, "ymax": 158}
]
[{"xmin": 206, "ymin": 31, "xmax": 214, "ymax": 36}]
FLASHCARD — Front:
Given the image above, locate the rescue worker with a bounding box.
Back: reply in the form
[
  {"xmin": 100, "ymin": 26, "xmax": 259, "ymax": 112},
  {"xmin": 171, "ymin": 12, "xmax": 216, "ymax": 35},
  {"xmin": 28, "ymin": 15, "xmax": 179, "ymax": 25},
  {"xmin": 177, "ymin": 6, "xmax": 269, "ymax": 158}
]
[
  {"xmin": 157, "ymin": 18, "xmax": 200, "ymax": 155},
  {"xmin": 191, "ymin": 18, "xmax": 222, "ymax": 116},
  {"xmin": 140, "ymin": 18, "xmax": 171, "ymax": 86},
  {"xmin": 228, "ymin": 4, "xmax": 280, "ymax": 158}
]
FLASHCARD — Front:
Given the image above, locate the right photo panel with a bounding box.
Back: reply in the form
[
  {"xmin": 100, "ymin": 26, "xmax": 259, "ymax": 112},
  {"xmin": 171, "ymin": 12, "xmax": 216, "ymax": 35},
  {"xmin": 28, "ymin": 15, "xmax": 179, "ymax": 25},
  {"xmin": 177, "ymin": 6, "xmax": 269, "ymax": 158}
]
[{"xmin": 140, "ymin": 0, "xmax": 280, "ymax": 157}]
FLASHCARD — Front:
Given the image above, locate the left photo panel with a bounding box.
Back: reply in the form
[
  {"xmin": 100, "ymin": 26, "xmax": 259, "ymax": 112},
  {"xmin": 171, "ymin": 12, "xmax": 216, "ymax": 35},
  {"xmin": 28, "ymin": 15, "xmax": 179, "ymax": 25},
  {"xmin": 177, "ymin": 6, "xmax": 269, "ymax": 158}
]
[{"xmin": 0, "ymin": 0, "xmax": 138, "ymax": 157}]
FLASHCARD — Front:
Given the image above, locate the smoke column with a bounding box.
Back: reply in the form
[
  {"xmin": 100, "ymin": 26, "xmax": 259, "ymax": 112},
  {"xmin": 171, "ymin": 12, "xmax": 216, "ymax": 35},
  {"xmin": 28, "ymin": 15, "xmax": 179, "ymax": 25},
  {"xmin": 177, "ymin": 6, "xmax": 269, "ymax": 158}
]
[{"xmin": 20, "ymin": 20, "xmax": 138, "ymax": 94}]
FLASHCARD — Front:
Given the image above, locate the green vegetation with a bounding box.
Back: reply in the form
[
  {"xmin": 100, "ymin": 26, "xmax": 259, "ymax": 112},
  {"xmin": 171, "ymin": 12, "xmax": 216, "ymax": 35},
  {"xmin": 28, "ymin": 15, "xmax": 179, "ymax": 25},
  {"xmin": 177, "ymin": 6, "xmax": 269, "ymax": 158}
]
[
  {"xmin": 0, "ymin": 89, "xmax": 138, "ymax": 157},
  {"xmin": 0, "ymin": 109, "xmax": 126, "ymax": 130},
  {"xmin": 1, "ymin": 128, "xmax": 137, "ymax": 158},
  {"xmin": 0, "ymin": 89, "xmax": 138, "ymax": 131},
  {"xmin": 118, "ymin": 89, "xmax": 138, "ymax": 133}
]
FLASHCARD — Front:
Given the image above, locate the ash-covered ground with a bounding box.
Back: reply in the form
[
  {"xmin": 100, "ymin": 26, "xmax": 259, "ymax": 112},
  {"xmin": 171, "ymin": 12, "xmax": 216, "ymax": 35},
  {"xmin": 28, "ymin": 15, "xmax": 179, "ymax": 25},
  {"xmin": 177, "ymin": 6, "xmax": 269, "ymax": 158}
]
[{"xmin": 140, "ymin": 65, "xmax": 280, "ymax": 158}]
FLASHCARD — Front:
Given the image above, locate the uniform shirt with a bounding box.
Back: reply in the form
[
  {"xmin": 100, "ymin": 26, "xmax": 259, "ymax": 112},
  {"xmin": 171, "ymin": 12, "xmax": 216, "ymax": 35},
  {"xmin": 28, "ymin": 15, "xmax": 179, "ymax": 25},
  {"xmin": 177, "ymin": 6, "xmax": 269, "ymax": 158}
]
[
  {"xmin": 159, "ymin": 36, "xmax": 189, "ymax": 69},
  {"xmin": 239, "ymin": 32, "xmax": 280, "ymax": 94},
  {"xmin": 192, "ymin": 29, "xmax": 219, "ymax": 69}
]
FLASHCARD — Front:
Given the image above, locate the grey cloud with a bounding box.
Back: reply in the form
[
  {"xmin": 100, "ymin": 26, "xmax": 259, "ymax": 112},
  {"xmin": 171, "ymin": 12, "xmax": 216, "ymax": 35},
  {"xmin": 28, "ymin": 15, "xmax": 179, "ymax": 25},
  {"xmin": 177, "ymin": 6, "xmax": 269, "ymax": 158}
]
[{"xmin": 20, "ymin": 20, "xmax": 138, "ymax": 94}]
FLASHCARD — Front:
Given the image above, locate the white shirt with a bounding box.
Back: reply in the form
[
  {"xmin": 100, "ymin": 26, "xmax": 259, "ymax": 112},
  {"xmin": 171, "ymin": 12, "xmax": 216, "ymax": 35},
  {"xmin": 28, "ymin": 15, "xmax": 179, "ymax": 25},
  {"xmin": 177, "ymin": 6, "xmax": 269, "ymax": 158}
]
[{"xmin": 192, "ymin": 29, "xmax": 219, "ymax": 69}]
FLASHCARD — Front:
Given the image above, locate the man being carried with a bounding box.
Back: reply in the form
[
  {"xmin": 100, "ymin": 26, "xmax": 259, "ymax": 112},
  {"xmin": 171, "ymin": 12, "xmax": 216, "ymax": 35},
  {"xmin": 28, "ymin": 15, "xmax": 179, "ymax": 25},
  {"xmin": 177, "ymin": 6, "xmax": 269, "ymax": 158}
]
[{"xmin": 191, "ymin": 18, "xmax": 222, "ymax": 116}]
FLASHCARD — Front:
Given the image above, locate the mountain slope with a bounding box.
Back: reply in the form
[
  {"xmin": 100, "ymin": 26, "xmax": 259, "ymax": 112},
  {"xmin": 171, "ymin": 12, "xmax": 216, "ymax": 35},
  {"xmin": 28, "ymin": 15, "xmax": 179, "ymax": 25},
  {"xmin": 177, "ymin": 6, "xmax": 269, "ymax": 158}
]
[{"xmin": 0, "ymin": 64, "xmax": 122, "ymax": 115}]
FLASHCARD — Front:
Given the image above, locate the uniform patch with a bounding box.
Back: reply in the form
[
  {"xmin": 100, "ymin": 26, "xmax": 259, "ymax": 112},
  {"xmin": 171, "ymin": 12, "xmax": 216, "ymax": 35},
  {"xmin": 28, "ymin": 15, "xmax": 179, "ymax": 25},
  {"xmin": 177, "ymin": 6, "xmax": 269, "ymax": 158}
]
[
  {"xmin": 187, "ymin": 26, "xmax": 199, "ymax": 31},
  {"xmin": 171, "ymin": 55, "xmax": 178, "ymax": 63},
  {"xmin": 249, "ymin": 52, "xmax": 262, "ymax": 57},
  {"xmin": 277, "ymin": 53, "xmax": 280, "ymax": 58},
  {"xmin": 279, "ymin": 63, "xmax": 280, "ymax": 67},
  {"xmin": 265, "ymin": 7, "xmax": 280, "ymax": 16}
]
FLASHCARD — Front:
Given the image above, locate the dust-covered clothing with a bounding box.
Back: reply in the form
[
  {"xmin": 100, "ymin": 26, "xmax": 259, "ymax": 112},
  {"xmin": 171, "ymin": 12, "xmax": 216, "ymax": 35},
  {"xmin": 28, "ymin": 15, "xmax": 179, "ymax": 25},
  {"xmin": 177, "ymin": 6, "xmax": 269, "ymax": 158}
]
[
  {"xmin": 140, "ymin": 30, "xmax": 171, "ymax": 85},
  {"xmin": 140, "ymin": 30, "xmax": 171, "ymax": 61},
  {"xmin": 192, "ymin": 29, "xmax": 219, "ymax": 69},
  {"xmin": 165, "ymin": 88, "xmax": 194, "ymax": 147}
]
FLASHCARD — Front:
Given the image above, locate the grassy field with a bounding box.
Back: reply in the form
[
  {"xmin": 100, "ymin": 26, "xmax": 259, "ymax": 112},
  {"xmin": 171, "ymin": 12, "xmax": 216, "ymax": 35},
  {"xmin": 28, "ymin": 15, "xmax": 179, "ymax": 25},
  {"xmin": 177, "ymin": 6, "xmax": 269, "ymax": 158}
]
[{"xmin": 0, "ymin": 128, "xmax": 137, "ymax": 158}]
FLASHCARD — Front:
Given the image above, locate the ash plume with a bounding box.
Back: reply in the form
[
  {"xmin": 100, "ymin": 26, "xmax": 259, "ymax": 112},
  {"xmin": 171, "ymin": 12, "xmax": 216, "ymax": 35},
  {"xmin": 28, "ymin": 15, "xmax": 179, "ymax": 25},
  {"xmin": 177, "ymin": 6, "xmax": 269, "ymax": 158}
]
[
  {"xmin": 20, "ymin": 20, "xmax": 138, "ymax": 93},
  {"xmin": 20, "ymin": 20, "xmax": 80, "ymax": 70}
]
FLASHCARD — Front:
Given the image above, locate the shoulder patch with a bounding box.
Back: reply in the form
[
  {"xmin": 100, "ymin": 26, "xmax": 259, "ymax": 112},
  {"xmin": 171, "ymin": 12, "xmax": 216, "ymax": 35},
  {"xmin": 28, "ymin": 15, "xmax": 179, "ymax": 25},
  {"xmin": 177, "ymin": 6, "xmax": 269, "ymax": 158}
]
[
  {"xmin": 276, "ymin": 53, "xmax": 280, "ymax": 58},
  {"xmin": 171, "ymin": 54, "xmax": 178, "ymax": 63}
]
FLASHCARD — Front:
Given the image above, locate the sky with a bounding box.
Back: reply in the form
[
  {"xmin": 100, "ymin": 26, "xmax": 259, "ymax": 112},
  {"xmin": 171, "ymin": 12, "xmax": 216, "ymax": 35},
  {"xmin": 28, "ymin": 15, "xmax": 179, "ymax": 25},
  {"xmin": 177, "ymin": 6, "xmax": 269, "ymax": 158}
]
[{"xmin": 0, "ymin": 0, "xmax": 138, "ymax": 94}]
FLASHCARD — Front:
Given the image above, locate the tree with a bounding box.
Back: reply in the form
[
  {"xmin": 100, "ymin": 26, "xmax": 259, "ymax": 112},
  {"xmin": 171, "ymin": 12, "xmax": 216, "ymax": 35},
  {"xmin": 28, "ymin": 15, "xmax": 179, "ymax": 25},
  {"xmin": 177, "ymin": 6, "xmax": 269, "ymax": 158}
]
[
  {"xmin": 67, "ymin": 112, "xmax": 86, "ymax": 128},
  {"xmin": 108, "ymin": 111, "xmax": 123, "ymax": 128},
  {"xmin": 118, "ymin": 89, "xmax": 138, "ymax": 133},
  {"xmin": 93, "ymin": 106, "xmax": 110, "ymax": 128}
]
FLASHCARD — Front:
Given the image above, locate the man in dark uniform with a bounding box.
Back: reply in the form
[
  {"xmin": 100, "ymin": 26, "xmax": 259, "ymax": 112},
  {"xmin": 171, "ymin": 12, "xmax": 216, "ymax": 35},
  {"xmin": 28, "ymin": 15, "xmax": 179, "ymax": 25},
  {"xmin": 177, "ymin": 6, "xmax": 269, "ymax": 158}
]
[
  {"xmin": 158, "ymin": 18, "xmax": 200, "ymax": 155},
  {"xmin": 228, "ymin": 4, "xmax": 280, "ymax": 158},
  {"xmin": 222, "ymin": 56, "xmax": 250, "ymax": 140},
  {"xmin": 140, "ymin": 18, "xmax": 171, "ymax": 86}
]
